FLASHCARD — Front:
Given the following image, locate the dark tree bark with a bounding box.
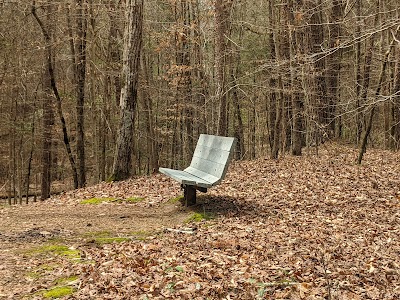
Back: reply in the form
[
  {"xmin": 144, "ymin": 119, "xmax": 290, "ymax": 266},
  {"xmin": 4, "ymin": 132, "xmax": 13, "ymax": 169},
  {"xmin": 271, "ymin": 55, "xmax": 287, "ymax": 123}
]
[
  {"xmin": 176, "ymin": 0, "xmax": 194, "ymax": 164},
  {"xmin": 232, "ymin": 71, "xmax": 245, "ymax": 159},
  {"xmin": 192, "ymin": 0, "xmax": 208, "ymax": 136},
  {"xmin": 267, "ymin": 0, "xmax": 277, "ymax": 154},
  {"xmin": 392, "ymin": 47, "xmax": 400, "ymax": 150},
  {"xmin": 271, "ymin": 0, "xmax": 291, "ymax": 159},
  {"xmin": 358, "ymin": 27, "xmax": 398, "ymax": 164},
  {"xmin": 32, "ymin": 2, "xmax": 54, "ymax": 200},
  {"xmin": 325, "ymin": 0, "xmax": 343, "ymax": 137},
  {"xmin": 288, "ymin": 0, "xmax": 303, "ymax": 156},
  {"xmin": 308, "ymin": 0, "xmax": 326, "ymax": 146},
  {"xmin": 355, "ymin": 0, "xmax": 363, "ymax": 143},
  {"xmin": 75, "ymin": 0, "xmax": 88, "ymax": 187},
  {"xmin": 111, "ymin": 0, "xmax": 143, "ymax": 181},
  {"xmin": 25, "ymin": 93, "xmax": 37, "ymax": 204},
  {"xmin": 215, "ymin": 0, "xmax": 232, "ymax": 136},
  {"xmin": 32, "ymin": 1, "xmax": 79, "ymax": 190},
  {"xmin": 142, "ymin": 52, "xmax": 159, "ymax": 173}
]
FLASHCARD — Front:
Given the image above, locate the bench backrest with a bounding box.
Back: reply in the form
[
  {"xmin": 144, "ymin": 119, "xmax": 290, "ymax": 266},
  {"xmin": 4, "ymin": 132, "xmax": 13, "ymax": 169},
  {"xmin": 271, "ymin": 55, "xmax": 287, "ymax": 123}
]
[{"xmin": 184, "ymin": 134, "xmax": 236, "ymax": 186}]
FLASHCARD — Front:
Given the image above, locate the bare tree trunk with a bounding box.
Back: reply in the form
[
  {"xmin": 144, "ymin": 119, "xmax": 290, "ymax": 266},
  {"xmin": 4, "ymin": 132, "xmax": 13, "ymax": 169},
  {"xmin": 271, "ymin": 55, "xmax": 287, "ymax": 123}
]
[
  {"xmin": 277, "ymin": 2, "xmax": 291, "ymax": 157},
  {"xmin": 25, "ymin": 95, "xmax": 36, "ymax": 204},
  {"xmin": 325, "ymin": 0, "xmax": 343, "ymax": 137},
  {"xmin": 40, "ymin": 65, "xmax": 53, "ymax": 200},
  {"xmin": 231, "ymin": 71, "xmax": 245, "ymax": 159},
  {"xmin": 32, "ymin": 2, "xmax": 54, "ymax": 200},
  {"xmin": 309, "ymin": 0, "xmax": 326, "ymax": 146},
  {"xmin": 142, "ymin": 52, "xmax": 159, "ymax": 173},
  {"xmin": 358, "ymin": 27, "xmax": 398, "ymax": 163},
  {"xmin": 176, "ymin": 0, "xmax": 194, "ymax": 164},
  {"xmin": 392, "ymin": 46, "xmax": 400, "ymax": 150},
  {"xmin": 215, "ymin": 0, "xmax": 232, "ymax": 136},
  {"xmin": 270, "ymin": 0, "xmax": 287, "ymax": 159},
  {"xmin": 192, "ymin": 0, "xmax": 208, "ymax": 136},
  {"xmin": 98, "ymin": 0, "xmax": 122, "ymax": 181},
  {"xmin": 267, "ymin": 0, "xmax": 277, "ymax": 154},
  {"xmin": 111, "ymin": 0, "xmax": 143, "ymax": 181},
  {"xmin": 355, "ymin": 0, "xmax": 363, "ymax": 143},
  {"xmin": 288, "ymin": 0, "xmax": 302, "ymax": 156},
  {"xmin": 229, "ymin": 9, "xmax": 245, "ymax": 159},
  {"xmin": 271, "ymin": 76, "xmax": 283, "ymax": 159},
  {"xmin": 11, "ymin": 95, "xmax": 17, "ymax": 203},
  {"xmin": 32, "ymin": 2, "xmax": 79, "ymax": 190},
  {"xmin": 76, "ymin": 0, "xmax": 88, "ymax": 187}
]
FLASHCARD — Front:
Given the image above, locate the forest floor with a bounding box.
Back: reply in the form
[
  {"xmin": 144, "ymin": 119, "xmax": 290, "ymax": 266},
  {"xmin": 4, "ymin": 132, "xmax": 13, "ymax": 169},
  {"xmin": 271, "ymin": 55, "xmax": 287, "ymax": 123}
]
[{"xmin": 0, "ymin": 144, "xmax": 399, "ymax": 300}]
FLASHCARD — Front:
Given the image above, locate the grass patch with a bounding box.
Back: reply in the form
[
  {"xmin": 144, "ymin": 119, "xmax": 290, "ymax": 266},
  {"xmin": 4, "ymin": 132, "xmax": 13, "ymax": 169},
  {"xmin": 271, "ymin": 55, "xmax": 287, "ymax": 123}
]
[
  {"xmin": 26, "ymin": 264, "xmax": 58, "ymax": 279},
  {"xmin": 30, "ymin": 244, "xmax": 80, "ymax": 260},
  {"xmin": 80, "ymin": 197, "xmax": 116, "ymax": 204},
  {"xmin": 83, "ymin": 231, "xmax": 131, "ymax": 244},
  {"xmin": 42, "ymin": 286, "xmax": 74, "ymax": 299},
  {"xmin": 124, "ymin": 197, "xmax": 145, "ymax": 203},
  {"xmin": 185, "ymin": 212, "xmax": 214, "ymax": 223},
  {"xmin": 131, "ymin": 230, "xmax": 152, "ymax": 241},
  {"xmin": 54, "ymin": 275, "xmax": 79, "ymax": 286},
  {"xmin": 168, "ymin": 195, "xmax": 183, "ymax": 204},
  {"xmin": 26, "ymin": 271, "xmax": 42, "ymax": 279},
  {"xmin": 80, "ymin": 197, "xmax": 145, "ymax": 204},
  {"xmin": 94, "ymin": 237, "xmax": 130, "ymax": 245},
  {"xmin": 83, "ymin": 231, "xmax": 111, "ymax": 238}
]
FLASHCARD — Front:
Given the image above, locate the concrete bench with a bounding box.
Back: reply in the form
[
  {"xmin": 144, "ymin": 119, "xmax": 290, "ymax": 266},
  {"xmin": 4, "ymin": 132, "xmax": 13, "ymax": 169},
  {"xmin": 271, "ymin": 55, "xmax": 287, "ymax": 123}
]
[{"xmin": 159, "ymin": 134, "xmax": 236, "ymax": 206}]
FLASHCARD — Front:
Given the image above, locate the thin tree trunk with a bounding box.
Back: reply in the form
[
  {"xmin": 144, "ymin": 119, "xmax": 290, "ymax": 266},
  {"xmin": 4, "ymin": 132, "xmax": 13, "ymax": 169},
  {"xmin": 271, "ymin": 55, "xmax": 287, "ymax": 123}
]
[
  {"xmin": 32, "ymin": 2, "xmax": 79, "ymax": 189},
  {"xmin": 176, "ymin": 0, "xmax": 194, "ymax": 164},
  {"xmin": 215, "ymin": 0, "xmax": 232, "ymax": 136},
  {"xmin": 32, "ymin": 2, "xmax": 54, "ymax": 200},
  {"xmin": 142, "ymin": 52, "xmax": 159, "ymax": 173},
  {"xmin": 232, "ymin": 71, "xmax": 245, "ymax": 159},
  {"xmin": 25, "ymin": 94, "xmax": 36, "ymax": 204},
  {"xmin": 267, "ymin": 0, "xmax": 277, "ymax": 154},
  {"xmin": 309, "ymin": 0, "xmax": 326, "ymax": 145},
  {"xmin": 358, "ymin": 27, "xmax": 398, "ymax": 164},
  {"xmin": 271, "ymin": 76, "xmax": 283, "ymax": 159},
  {"xmin": 355, "ymin": 0, "xmax": 363, "ymax": 143},
  {"xmin": 40, "ymin": 68, "xmax": 53, "ymax": 200},
  {"xmin": 192, "ymin": 0, "xmax": 207, "ymax": 136},
  {"xmin": 76, "ymin": 0, "xmax": 88, "ymax": 187},
  {"xmin": 325, "ymin": 0, "xmax": 343, "ymax": 136},
  {"xmin": 288, "ymin": 0, "xmax": 302, "ymax": 156},
  {"xmin": 392, "ymin": 48, "xmax": 400, "ymax": 150}
]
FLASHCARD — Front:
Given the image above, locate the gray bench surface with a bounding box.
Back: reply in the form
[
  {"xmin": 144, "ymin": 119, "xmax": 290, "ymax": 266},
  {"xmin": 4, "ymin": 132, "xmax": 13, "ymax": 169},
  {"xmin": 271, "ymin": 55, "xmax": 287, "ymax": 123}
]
[{"xmin": 159, "ymin": 134, "xmax": 236, "ymax": 189}]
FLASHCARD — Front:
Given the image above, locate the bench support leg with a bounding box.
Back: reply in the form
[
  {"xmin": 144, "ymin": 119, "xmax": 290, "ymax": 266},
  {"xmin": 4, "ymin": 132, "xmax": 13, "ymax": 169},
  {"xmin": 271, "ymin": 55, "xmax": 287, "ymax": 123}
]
[{"xmin": 183, "ymin": 185, "xmax": 196, "ymax": 206}]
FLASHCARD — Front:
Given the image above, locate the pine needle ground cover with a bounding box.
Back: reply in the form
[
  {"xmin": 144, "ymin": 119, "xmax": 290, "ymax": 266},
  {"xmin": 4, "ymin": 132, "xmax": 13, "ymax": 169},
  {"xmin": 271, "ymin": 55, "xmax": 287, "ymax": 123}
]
[{"xmin": 0, "ymin": 145, "xmax": 399, "ymax": 299}]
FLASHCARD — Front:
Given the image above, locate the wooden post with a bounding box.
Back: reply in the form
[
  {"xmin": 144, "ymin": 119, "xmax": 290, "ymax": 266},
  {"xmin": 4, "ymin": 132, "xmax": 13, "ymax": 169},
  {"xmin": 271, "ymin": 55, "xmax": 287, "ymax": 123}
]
[{"xmin": 184, "ymin": 185, "xmax": 196, "ymax": 206}]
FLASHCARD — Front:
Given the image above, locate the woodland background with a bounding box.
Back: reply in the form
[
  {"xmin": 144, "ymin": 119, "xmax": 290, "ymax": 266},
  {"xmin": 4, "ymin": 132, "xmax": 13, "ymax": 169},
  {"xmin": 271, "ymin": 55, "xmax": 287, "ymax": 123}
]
[{"xmin": 1, "ymin": 0, "xmax": 400, "ymax": 202}]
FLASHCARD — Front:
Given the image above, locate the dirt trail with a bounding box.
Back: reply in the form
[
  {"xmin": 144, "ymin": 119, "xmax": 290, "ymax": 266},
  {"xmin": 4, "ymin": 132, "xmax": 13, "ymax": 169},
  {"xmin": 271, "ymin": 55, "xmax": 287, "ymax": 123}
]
[{"xmin": 0, "ymin": 200, "xmax": 190, "ymax": 299}]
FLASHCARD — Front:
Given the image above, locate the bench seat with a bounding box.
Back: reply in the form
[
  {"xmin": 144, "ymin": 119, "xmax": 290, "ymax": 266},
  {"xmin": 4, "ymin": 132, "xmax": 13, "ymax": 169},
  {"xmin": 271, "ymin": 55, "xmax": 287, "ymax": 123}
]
[
  {"xmin": 159, "ymin": 168, "xmax": 213, "ymax": 188},
  {"xmin": 159, "ymin": 134, "xmax": 236, "ymax": 205}
]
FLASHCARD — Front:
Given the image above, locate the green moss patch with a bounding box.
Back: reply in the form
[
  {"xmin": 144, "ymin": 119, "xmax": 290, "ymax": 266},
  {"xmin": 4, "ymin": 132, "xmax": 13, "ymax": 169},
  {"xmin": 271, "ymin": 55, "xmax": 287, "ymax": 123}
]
[
  {"xmin": 185, "ymin": 212, "xmax": 215, "ymax": 223},
  {"xmin": 83, "ymin": 231, "xmax": 111, "ymax": 238},
  {"xmin": 131, "ymin": 230, "xmax": 152, "ymax": 241},
  {"xmin": 54, "ymin": 275, "xmax": 79, "ymax": 286},
  {"xmin": 80, "ymin": 197, "xmax": 116, "ymax": 204},
  {"xmin": 26, "ymin": 264, "xmax": 59, "ymax": 279},
  {"xmin": 31, "ymin": 244, "xmax": 80, "ymax": 260},
  {"xmin": 124, "ymin": 197, "xmax": 145, "ymax": 203},
  {"xmin": 168, "ymin": 195, "xmax": 184, "ymax": 204},
  {"xmin": 83, "ymin": 231, "xmax": 131, "ymax": 244},
  {"xmin": 94, "ymin": 237, "xmax": 130, "ymax": 245},
  {"xmin": 42, "ymin": 286, "xmax": 74, "ymax": 299},
  {"xmin": 80, "ymin": 196, "xmax": 145, "ymax": 204}
]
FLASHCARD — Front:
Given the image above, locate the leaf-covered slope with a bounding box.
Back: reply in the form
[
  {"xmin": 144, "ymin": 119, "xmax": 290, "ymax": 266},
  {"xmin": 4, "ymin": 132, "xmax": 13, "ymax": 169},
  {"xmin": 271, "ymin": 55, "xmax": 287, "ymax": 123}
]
[{"xmin": 68, "ymin": 145, "xmax": 400, "ymax": 299}]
